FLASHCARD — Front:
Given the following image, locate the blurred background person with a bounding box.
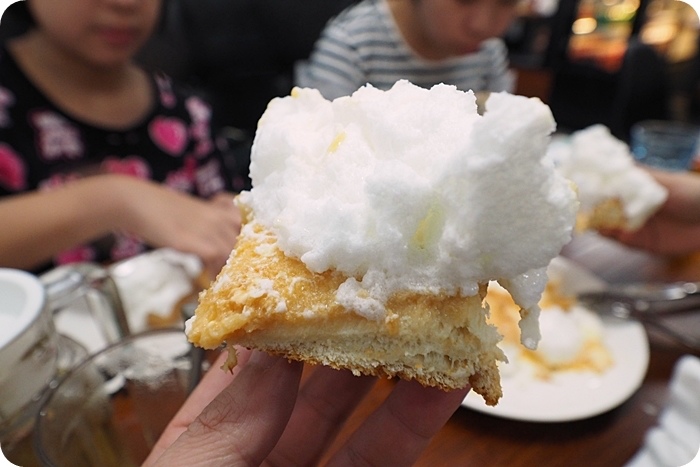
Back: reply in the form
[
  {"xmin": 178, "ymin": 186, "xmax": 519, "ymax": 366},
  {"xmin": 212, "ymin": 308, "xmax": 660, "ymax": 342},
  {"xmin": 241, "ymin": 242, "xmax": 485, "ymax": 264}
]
[
  {"xmin": 295, "ymin": 0, "xmax": 519, "ymax": 100},
  {"xmin": 0, "ymin": 0, "xmax": 241, "ymax": 275}
]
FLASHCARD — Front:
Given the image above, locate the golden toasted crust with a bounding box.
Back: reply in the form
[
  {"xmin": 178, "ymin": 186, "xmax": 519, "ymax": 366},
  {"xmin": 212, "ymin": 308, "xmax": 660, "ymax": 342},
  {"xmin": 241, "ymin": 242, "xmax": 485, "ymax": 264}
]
[{"xmin": 188, "ymin": 221, "xmax": 505, "ymax": 405}]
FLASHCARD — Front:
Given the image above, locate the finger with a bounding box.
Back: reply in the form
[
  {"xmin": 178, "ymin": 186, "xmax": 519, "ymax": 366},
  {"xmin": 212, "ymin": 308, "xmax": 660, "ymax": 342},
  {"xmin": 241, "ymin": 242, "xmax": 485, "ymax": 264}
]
[
  {"xmin": 205, "ymin": 220, "xmax": 241, "ymax": 272},
  {"xmin": 148, "ymin": 351, "xmax": 303, "ymax": 467},
  {"xmin": 326, "ymin": 381, "xmax": 470, "ymax": 467},
  {"xmin": 596, "ymin": 227, "xmax": 621, "ymax": 240},
  {"xmin": 199, "ymin": 233, "xmax": 235, "ymax": 276},
  {"xmin": 203, "ymin": 254, "xmax": 228, "ymax": 280},
  {"xmin": 267, "ymin": 366, "xmax": 377, "ymax": 466},
  {"xmin": 210, "ymin": 192, "xmax": 238, "ymax": 209},
  {"xmin": 144, "ymin": 349, "xmax": 254, "ymax": 465}
]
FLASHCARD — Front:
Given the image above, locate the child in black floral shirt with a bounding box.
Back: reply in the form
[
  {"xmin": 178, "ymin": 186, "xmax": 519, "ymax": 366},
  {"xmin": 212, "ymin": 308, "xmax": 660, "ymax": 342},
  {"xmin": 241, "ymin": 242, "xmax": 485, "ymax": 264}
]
[{"xmin": 0, "ymin": 0, "xmax": 241, "ymax": 274}]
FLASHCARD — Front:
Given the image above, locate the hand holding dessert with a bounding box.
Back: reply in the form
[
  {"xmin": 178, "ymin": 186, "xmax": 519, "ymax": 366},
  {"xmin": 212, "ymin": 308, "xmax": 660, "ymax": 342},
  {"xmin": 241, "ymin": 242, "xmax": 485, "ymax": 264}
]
[
  {"xmin": 602, "ymin": 169, "xmax": 700, "ymax": 255},
  {"xmin": 547, "ymin": 125, "xmax": 668, "ymax": 232},
  {"xmin": 143, "ymin": 350, "xmax": 470, "ymax": 467}
]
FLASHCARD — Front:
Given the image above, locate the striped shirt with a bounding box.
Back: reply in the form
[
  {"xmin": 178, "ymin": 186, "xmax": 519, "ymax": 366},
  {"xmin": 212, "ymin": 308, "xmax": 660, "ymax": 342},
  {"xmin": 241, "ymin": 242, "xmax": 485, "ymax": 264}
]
[{"xmin": 295, "ymin": 0, "xmax": 515, "ymax": 100}]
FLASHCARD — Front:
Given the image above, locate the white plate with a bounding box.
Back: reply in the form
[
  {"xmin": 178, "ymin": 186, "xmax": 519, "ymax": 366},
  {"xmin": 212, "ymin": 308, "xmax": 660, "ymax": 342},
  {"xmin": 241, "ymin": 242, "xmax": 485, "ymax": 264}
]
[{"xmin": 461, "ymin": 257, "xmax": 650, "ymax": 422}]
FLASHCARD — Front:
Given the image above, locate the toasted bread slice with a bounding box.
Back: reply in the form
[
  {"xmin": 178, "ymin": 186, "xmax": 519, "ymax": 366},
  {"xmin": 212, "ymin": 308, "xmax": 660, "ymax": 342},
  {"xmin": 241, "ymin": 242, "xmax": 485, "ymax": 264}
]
[{"xmin": 187, "ymin": 220, "xmax": 505, "ymax": 406}]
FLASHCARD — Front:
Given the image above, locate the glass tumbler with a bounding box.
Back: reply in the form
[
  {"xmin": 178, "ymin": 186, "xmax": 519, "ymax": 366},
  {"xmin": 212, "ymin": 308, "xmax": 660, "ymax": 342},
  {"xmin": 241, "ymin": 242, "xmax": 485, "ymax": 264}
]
[
  {"xmin": 34, "ymin": 329, "xmax": 206, "ymax": 467},
  {"xmin": 0, "ymin": 268, "xmax": 87, "ymax": 467},
  {"xmin": 630, "ymin": 120, "xmax": 700, "ymax": 171}
]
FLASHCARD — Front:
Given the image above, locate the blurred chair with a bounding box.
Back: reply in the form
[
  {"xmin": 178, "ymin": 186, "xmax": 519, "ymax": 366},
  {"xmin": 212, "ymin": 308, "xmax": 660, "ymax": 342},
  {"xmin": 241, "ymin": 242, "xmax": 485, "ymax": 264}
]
[
  {"xmin": 136, "ymin": 0, "xmax": 355, "ymax": 191},
  {"xmin": 137, "ymin": 0, "xmax": 355, "ymax": 136},
  {"xmin": 608, "ymin": 38, "xmax": 670, "ymax": 141},
  {"xmin": 543, "ymin": 0, "xmax": 669, "ymax": 141},
  {"xmin": 546, "ymin": 37, "xmax": 669, "ymax": 141}
]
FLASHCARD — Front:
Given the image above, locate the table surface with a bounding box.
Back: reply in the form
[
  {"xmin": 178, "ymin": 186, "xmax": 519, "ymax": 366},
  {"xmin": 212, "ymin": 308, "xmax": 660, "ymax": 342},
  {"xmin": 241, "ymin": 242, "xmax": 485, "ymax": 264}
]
[{"xmin": 325, "ymin": 232, "xmax": 700, "ymax": 467}]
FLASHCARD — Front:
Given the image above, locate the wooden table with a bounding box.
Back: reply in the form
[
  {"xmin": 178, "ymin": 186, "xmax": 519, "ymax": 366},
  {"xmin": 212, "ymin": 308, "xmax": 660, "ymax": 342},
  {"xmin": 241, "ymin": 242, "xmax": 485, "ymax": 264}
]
[{"xmin": 328, "ymin": 233, "xmax": 700, "ymax": 466}]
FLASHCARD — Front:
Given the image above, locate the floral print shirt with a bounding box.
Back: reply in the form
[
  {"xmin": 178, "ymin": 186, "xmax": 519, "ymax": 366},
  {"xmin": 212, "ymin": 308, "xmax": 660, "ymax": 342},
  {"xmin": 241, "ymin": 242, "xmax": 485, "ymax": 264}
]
[{"xmin": 0, "ymin": 48, "xmax": 232, "ymax": 271}]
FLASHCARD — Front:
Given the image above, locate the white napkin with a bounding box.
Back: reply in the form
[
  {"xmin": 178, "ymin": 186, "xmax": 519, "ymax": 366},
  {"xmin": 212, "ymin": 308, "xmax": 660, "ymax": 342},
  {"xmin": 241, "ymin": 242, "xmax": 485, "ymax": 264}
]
[{"xmin": 626, "ymin": 355, "xmax": 700, "ymax": 467}]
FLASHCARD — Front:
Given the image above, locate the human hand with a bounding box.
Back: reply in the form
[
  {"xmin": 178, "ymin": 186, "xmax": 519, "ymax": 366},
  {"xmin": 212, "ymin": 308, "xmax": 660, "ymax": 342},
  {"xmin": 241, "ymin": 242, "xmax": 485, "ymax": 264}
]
[
  {"xmin": 143, "ymin": 349, "xmax": 471, "ymax": 467},
  {"xmin": 112, "ymin": 177, "xmax": 241, "ymax": 275},
  {"xmin": 644, "ymin": 170, "xmax": 700, "ymax": 223},
  {"xmin": 604, "ymin": 218, "xmax": 700, "ymax": 256},
  {"xmin": 602, "ymin": 170, "xmax": 700, "ymax": 255}
]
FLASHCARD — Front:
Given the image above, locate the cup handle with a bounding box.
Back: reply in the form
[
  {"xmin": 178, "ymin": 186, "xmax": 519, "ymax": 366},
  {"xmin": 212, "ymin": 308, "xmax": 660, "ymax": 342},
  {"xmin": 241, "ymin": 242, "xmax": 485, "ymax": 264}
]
[{"xmin": 84, "ymin": 267, "xmax": 132, "ymax": 341}]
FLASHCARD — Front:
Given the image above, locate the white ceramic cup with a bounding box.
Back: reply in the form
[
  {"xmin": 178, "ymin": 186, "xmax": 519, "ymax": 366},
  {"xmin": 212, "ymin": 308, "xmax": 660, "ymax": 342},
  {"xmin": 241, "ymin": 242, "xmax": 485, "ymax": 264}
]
[{"xmin": 0, "ymin": 268, "xmax": 56, "ymax": 429}]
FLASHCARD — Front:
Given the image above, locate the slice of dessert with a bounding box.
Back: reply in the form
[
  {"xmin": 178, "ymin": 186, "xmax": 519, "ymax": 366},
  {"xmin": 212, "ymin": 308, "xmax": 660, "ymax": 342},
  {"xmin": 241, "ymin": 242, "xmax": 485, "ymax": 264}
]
[
  {"xmin": 186, "ymin": 81, "xmax": 578, "ymax": 406},
  {"xmin": 547, "ymin": 124, "xmax": 668, "ymax": 232}
]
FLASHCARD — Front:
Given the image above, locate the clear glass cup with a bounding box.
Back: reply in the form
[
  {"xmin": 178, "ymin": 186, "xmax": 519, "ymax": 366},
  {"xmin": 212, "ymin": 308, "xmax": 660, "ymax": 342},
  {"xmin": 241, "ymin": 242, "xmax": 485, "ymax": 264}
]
[
  {"xmin": 1, "ymin": 336, "xmax": 87, "ymax": 467},
  {"xmin": 40, "ymin": 263, "xmax": 132, "ymax": 351},
  {"xmin": 630, "ymin": 120, "xmax": 700, "ymax": 171},
  {"xmin": 33, "ymin": 329, "xmax": 206, "ymax": 467}
]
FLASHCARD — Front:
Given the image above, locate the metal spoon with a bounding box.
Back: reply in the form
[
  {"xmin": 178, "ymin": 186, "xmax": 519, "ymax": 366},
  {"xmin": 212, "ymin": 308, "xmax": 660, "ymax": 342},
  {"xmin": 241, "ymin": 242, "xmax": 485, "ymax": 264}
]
[
  {"xmin": 578, "ymin": 284, "xmax": 700, "ymax": 352},
  {"xmin": 578, "ymin": 281, "xmax": 700, "ymax": 316}
]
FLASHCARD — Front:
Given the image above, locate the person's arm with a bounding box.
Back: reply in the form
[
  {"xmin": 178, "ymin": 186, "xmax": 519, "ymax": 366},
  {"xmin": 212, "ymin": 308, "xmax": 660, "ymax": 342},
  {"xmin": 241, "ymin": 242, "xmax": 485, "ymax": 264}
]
[
  {"xmin": 0, "ymin": 174, "xmax": 241, "ymax": 272},
  {"xmin": 0, "ymin": 175, "xmax": 126, "ymax": 269}
]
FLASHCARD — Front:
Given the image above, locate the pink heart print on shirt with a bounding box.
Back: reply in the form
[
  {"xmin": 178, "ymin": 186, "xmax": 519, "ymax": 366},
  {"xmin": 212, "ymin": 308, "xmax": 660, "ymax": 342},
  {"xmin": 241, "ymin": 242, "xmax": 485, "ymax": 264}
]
[
  {"xmin": 0, "ymin": 143, "xmax": 26, "ymax": 190},
  {"xmin": 111, "ymin": 232, "xmax": 145, "ymax": 261},
  {"xmin": 165, "ymin": 156, "xmax": 197, "ymax": 192},
  {"xmin": 102, "ymin": 156, "xmax": 151, "ymax": 178},
  {"xmin": 149, "ymin": 117, "xmax": 189, "ymax": 156},
  {"xmin": 55, "ymin": 245, "xmax": 96, "ymax": 265}
]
